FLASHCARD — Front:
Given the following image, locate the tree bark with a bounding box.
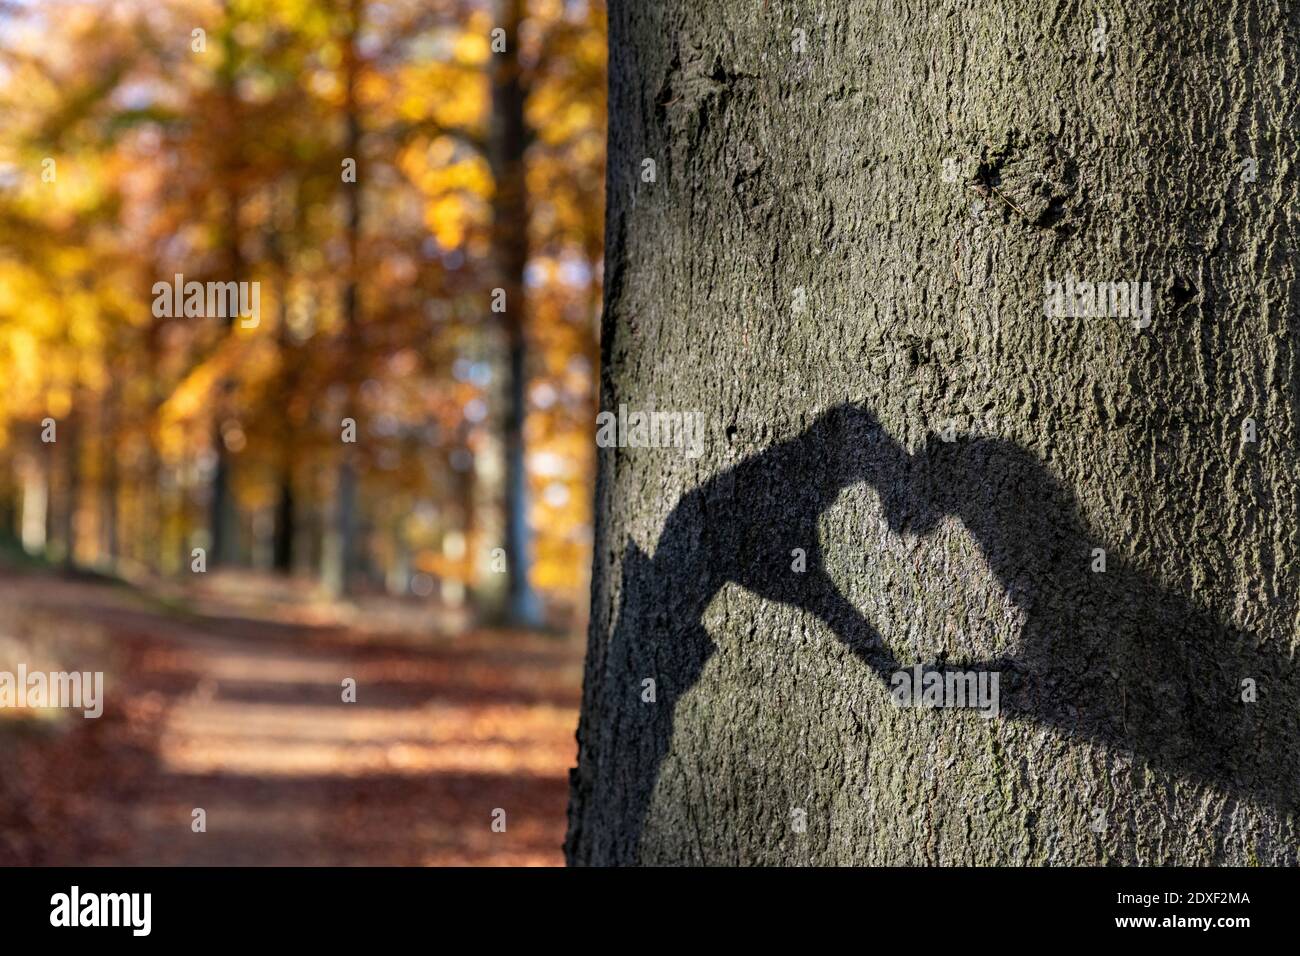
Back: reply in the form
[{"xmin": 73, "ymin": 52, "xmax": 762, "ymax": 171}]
[{"xmin": 568, "ymin": 0, "xmax": 1300, "ymax": 865}]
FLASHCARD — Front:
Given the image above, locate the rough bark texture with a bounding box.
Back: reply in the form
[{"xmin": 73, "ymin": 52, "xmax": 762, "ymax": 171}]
[{"xmin": 567, "ymin": 0, "xmax": 1300, "ymax": 865}]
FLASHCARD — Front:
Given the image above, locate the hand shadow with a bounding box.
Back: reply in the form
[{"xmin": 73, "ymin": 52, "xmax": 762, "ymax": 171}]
[{"xmin": 566, "ymin": 402, "xmax": 1299, "ymax": 864}]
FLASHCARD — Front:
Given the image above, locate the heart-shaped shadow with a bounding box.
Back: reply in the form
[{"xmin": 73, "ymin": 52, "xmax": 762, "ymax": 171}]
[{"xmin": 568, "ymin": 403, "xmax": 1299, "ymax": 864}]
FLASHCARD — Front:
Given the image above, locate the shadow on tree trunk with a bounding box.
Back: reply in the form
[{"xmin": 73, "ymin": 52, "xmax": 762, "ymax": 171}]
[{"xmin": 567, "ymin": 402, "xmax": 1299, "ymax": 864}]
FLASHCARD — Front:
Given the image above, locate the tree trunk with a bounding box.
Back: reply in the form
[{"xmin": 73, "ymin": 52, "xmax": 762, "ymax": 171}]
[
  {"xmin": 141, "ymin": 301, "xmax": 166, "ymax": 572},
  {"xmin": 489, "ymin": 0, "xmax": 542, "ymax": 627},
  {"xmin": 99, "ymin": 384, "xmax": 119, "ymax": 568},
  {"xmin": 267, "ymin": 178, "xmax": 301, "ymax": 576},
  {"xmin": 324, "ymin": 0, "xmax": 364, "ymax": 599},
  {"xmin": 0, "ymin": 464, "xmax": 15, "ymax": 543},
  {"xmin": 58, "ymin": 412, "xmax": 80, "ymax": 567},
  {"xmin": 209, "ymin": 14, "xmax": 245, "ymax": 568},
  {"xmin": 19, "ymin": 441, "xmax": 48, "ymax": 557},
  {"xmin": 139, "ymin": 444, "xmax": 161, "ymax": 571},
  {"xmin": 273, "ymin": 471, "xmax": 295, "ymax": 574},
  {"xmin": 567, "ymin": 0, "xmax": 1300, "ymax": 865}
]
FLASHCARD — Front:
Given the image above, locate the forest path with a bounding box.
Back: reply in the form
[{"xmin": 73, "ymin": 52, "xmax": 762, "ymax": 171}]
[{"xmin": 0, "ymin": 568, "xmax": 581, "ymax": 865}]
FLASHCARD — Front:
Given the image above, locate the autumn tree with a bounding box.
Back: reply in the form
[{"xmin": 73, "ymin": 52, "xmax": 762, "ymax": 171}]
[{"xmin": 0, "ymin": 0, "xmax": 606, "ymax": 622}]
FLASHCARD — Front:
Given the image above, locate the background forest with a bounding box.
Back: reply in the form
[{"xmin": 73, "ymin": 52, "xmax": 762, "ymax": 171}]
[{"xmin": 0, "ymin": 0, "xmax": 605, "ymax": 865}]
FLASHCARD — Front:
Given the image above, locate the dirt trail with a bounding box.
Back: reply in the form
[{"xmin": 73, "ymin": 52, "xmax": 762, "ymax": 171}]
[{"xmin": 0, "ymin": 570, "xmax": 583, "ymax": 865}]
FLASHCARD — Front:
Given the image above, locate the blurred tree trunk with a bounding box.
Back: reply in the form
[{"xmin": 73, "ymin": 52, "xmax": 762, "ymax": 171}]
[
  {"xmin": 324, "ymin": 0, "xmax": 364, "ymax": 598},
  {"xmin": 273, "ymin": 476, "xmax": 296, "ymax": 574},
  {"xmin": 568, "ymin": 0, "xmax": 1300, "ymax": 865},
  {"xmin": 209, "ymin": 18, "xmax": 244, "ymax": 568},
  {"xmin": 142, "ymin": 308, "xmax": 166, "ymax": 574},
  {"xmin": 57, "ymin": 412, "xmax": 79, "ymax": 567},
  {"xmin": 386, "ymin": 508, "xmax": 411, "ymax": 595},
  {"xmin": 455, "ymin": 451, "xmax": 476, "ymax": 609},
  {"xmin": 19, "ymin": 433, "xmax": 48, "ymax": 557},
  {"xmin": 269, "ymin": 184, "xmax": 299, "ymax": 576},
  {"xmin": 0, "ymin": 460, "xmax": 15, "ymax": 542},
  {"xmin": 139, "ymin": 443, "xmax": 161, "ymax": 571},
  {"xmin": 488, "ymin": 0, "xmax": 541, "ymax": 627},
  {"xmin": 99, "ymin": 384, "xmax": 118, "ymax": 568}
]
